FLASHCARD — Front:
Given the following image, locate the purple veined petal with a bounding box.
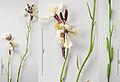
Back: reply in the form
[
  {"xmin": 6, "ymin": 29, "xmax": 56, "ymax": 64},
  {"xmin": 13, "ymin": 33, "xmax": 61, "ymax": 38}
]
[
  {"xmin": 60, "ymin": 12, "xmax": 64, "ymax": 22},
  {"xmin": 6, "ymin": 33, "xmax": 12, "ymax": 41},
  {"xmin": 64, "ymin": 9, "xmax": 68, "ymax": 22},
  {"xmin": 54, "ymin": 14, "xmax": 62, "ymax": 24}
]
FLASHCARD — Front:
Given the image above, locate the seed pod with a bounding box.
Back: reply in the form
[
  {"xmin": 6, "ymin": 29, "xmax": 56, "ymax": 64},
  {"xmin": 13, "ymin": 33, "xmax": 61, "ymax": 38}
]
[{"xmin": 64, "ymin": 9, "xmax": 68, "ymax": 21}]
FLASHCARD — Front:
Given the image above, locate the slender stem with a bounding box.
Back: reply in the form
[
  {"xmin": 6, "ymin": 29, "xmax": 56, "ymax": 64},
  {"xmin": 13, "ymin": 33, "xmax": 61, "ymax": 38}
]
[
  {"xmin": 60, "ymin": 48, "xmax": 69, "ymax": 82},
  {"xmin": 76, "ymin": 0, "xmax": 96, "ymax": 82},
  {"xmin": 8, "ymin": 54, "xmax": 11, "ymax": 82},
  {"xmin": 107, "ymin": 0, "xmax": 113, "ymax": 82},
  {"xmin": 76, "ymin": 49, "xmax": 92, "ymax": 82},
  {"xmin": 16, "ymin": 20, "xmax": 32, "ymax": 82}
]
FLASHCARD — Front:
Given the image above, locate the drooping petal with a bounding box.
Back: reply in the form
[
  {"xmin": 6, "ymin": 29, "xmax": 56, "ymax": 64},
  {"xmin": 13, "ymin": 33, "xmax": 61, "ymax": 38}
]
[
  {"xmin": 7, "ymin": 43, "xmax": 13, "ymax": 51},
  {"xmin": 59, "ymin": 37, "xmax": 64, "ymax": 47},
  {"xmin": 56, "ymin": 30, "xmax": 65, "ymax": 47},
  {"xmin": 69, "ymin": 28, "xmax": 78, "ymax": 36},
  {"xmin": 63, "ymin": 24, "xmax": 78, "ymax": 36},
  {"xmin": 64, "ymin": 35, "xmax": 73, "ymax": 48},
  {"xmin": 7, "ymin": 40, "xmax": 17, "ymax": 50},
  {"xmin": 56, "ymin": 30, "xmax": 62, "ymax": 38}
]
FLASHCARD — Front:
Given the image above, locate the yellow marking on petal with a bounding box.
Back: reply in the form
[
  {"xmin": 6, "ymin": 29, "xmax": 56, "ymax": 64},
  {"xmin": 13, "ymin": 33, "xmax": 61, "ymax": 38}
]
[{"xmin": 55, "ymin": 23, "xmax": 61, "ymax": 30}]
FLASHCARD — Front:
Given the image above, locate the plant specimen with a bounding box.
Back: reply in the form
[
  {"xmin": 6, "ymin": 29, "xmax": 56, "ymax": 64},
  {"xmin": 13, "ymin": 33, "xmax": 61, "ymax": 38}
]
[
  {"xmin": 76, "ymin": 0, "xmax": 96, "ymax": 82},
  {"xmin": 2, "ymin": 33, "xmax": 17, "ymax": 82},
  {"xmin": 41, "ymin": 5, "xmax": 78, "ymax": 82},
  {"xmin": 16, "ymin": 4, "xmax": 38, "ymax": 82},
  {"xmin": 106, "ymin": 0, "xmax": 114, "ymax": 82}
]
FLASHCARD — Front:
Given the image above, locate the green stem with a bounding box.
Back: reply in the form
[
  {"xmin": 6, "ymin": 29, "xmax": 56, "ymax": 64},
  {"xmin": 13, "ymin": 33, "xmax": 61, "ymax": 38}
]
[
  {"xmin": 16, "ymin": 20, "xmax": 32, "ymax": 82},
  {"xmin": 60, "ymin": 48, "xmax": 69, "ymax": 82},
  {"xmin": 8, "ymin": 54, "xmax": 11, "ymax": 82},
  {"xmin": 107, "ymin": 0, "xmax": 114, "ymax": 82},
  {"xmin": 76, "ymin": 49, "xmax": 92, "ymax": 82},
  {"xmin": 76, "ymin": 0, "xmax": 96, "ymax": 82}
]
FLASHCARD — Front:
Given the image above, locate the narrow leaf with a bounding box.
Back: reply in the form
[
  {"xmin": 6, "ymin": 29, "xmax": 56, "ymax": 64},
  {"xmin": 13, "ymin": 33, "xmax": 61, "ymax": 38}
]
[
  {"xmin": 106, "ymin": 37, "xmax": 110, "ymax": 51},
  {"xmin": 76, "ymin": 54, "xmax": 80, "ymax": 70},
  {"xmin": 111, "ymin": 24, "xmax": 114, "ymax": 35},
  {"xmin": 87, "ymin": 2, "xmax": 93, "ymax": 20},
  {"xmin": 110, "ymin": 47, "xmax": 114, "ymax": 62}
]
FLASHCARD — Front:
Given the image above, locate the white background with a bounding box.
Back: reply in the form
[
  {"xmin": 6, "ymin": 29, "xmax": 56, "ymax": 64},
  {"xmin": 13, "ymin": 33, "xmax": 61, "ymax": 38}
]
[{"xmin": 0, "ymin": 0, "xmax": 38, "ymax": 82}]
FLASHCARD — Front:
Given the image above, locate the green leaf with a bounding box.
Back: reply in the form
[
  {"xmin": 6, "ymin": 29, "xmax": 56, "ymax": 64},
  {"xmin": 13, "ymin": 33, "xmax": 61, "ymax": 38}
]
[
  {"xmin": 87, "ymin": 2, "xmax": 93, "ymax": 20},
  {"xmin": 110, "ymin": 47, "xmax": 114, "ymax": 62},
  {"xmin": 107, "ymin": 63, "xmax": 110, "ymax": 78},
  {"xmin": 76, "ymin": 54, "xmax": 79, "ymax": 70},
  {"xmin": 106, "ymin": 37, "xmax": 110, "ymax": 51}
]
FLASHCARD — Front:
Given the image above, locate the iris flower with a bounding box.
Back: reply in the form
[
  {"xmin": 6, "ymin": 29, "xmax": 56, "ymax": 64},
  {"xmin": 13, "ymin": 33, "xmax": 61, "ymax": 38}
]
[
  {"xmin": 41, "ymin": 5, "xmax": 78, "ymax": 58},
  {"xmin": 2, "ymin": 33, "xmax": 16, "ymax": 51},
  {"xmin": 41, "ymin": 4, "xmax": 78, "ymax": 81},
  {"xmin": 2, "ymin": 33, "xmax": 16, "ymax": 82}
]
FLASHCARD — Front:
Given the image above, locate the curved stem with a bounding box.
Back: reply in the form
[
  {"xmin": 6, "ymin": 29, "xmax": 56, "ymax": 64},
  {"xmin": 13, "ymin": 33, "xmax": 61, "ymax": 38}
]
[
  {"xmin": 16, "ymin": 20, "xmax": 32, "ymax": 82},
  {"xmin": 76, "ymin": 0, "xmax": 96, "ymax": 82},
  {"xmin": 60, "ymin": 48, "xmax": 69, "ymax": 82},
  {"xmin": 76, "ymin": 49, "xmax": 92, "ymax": 82}
]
